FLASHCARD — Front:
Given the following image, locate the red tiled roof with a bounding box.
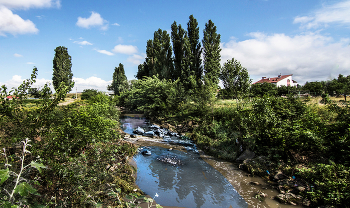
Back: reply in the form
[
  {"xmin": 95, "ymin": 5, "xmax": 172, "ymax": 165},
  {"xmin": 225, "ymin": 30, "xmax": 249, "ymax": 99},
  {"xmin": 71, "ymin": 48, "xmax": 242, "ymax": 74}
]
[
  {"xmin": 253, "ymin": 74, "xmax": 293, "ymax": 84},
  {"xmin": 6, "ymin": 95, "xmax": 19, "ymax": 99}
]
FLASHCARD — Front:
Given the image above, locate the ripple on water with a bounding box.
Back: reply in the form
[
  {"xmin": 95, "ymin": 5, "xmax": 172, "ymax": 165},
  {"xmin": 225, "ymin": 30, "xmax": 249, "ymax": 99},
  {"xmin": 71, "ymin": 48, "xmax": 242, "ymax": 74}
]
[{"xmin": 134, "ymin": 146, "xmax": 248, "ymax": 208}]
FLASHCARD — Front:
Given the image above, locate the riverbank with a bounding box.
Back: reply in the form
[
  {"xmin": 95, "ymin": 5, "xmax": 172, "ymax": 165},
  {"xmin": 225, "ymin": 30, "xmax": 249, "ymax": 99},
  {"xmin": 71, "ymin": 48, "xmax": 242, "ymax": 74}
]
[{"xmin": 121, "ymin": 128, "xmax": 302, "ymax": 208}]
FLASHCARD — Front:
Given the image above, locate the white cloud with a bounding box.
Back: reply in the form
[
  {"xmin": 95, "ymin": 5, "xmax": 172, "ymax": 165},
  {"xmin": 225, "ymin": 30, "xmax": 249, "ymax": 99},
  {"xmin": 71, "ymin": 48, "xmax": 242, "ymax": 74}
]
[
  {"xmin": 0, "ymin": 0, "xmax": 60, "ymax": 9},
  {"xmin": 1, "ymin": 75, "xmax": 111, "ymax": 93},
  {"xmin": 127, "ymin": 53, "xmax": 145, "ymax": 65},
  {"xmin": 221, "ymin": 32, "xmax": 350, "ymax": 85},
  {"xmin": 294, "ymin": 0, "xmax": 350, "ymax": 29},
  {"xmin": 73, "ymin": 76, "xmax": 112, "ymax": 92},
  {"xmin": 1, "ymin": 75, "xmax": 51, "ymax": 90},
  {"xmin": 73, "ymin": 40, "xmax": 93, "ymax": 45},
  {"xmin": 112, "ymin": 44, "xmax": 138, "ymax": 55},
  {"xmin": 14, "ymin": 53, "xmax": 23, "ymax": 57},
  {"xmin": 95, "ymin": 49, "xmax": 114, "ymax": 56},
  {"xmin": 112, "ymin": 23, "xmax": 120, "ymax": 26},
  {"xmin": 0, "ymin": 6, "xmax": 38, "ymax": 36},
  {"xmin": 76, "ymin": 11, "xmax": 108, "ymax": 30}
]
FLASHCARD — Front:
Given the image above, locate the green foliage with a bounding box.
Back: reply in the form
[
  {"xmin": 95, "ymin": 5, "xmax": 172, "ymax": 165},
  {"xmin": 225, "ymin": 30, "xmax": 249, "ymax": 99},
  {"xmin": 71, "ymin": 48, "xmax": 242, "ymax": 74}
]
[
  {"xmin": 302, "ymin": 81, "xmax": 326, "ymax": 96},
  {"xmin": 250, "ymin": 82, "xmax": 277, "ymax": 97},
  {"xmin": 52, "ymin": 46, "xmax": 74, "ymax": 93},
  {"xmin": 187, "ymin": 15, "xmax": 203, "ymax": 88},
  {"xmin": 38, "ymin": 101, "xmax": 119, "ymax": 157},
  {"xmin": 0, "ymin": 67, "xmax": 72, "ymax": 147},
  {"xmin": 38, "ymin": 141, "xmax": 138, "ymax": 207},
  {"xmin": 120, "ymin": 76, "xmax": 186, "ymax": 118},
  {"xmin": 108, "ymin": 63, "xmax": 128, "ymax": 96},
  {"xmin": 1, "ymin": 68, "xmax": 142, "ymax": 207},
  {"xmin": 277, "ymin": 85, "xmax": 298, "ymax": 96},
  {"xmin": 137, "ymin": 29, "xmax": 173, "ymax": 80},
  {"xmin": 220, "ymin": 58, "xmax": 251, "ymax": 99},
  {"xmin": 171, "ymin": 21, "xmax": 187, "ymax": 82},
  {"xmin": 0, "ymin": 139, "xmax": 44, "ymax": 207},
  {"xmin": 80, "ymin": 89, "xmax": 99, "ymax": 100},
  {"xmin": 297, "ymin": 163, "xmax": 350, "ymax": 206},
  {"xmin": 202, "ymin": 19, "xmax": 221, "ymax": 89}
]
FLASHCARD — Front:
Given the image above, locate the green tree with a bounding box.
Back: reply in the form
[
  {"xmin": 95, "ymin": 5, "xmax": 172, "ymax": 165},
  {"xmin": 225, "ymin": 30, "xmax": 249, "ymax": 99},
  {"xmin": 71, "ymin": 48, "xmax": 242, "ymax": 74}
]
[
  {"xmin": 137, "ymin": 29, "xmax": 173, "ymax": 80},
  {"xmin": 220, "ymin": 58, "xmax": 251, "ymax": 99},
  {"xmin": 187, "ymin": 15, "xmax": 202, "ymax": 88},
  {"xmin": 81, "ymin": 89, "xmax": 99, "ymax": 100},
  {"xmin": 119, "ymin": 76, "xmax": 185, "ymax": 117},
  {"xmin": 202, "ymin": 20, "xmax": 221, "ymax": 96},
  {"xmin": 52, "ymin": 46, "xmax": 74, "ymax": 94},
  {"xmin": 337, "ymin": 74, "xmax": 350, "ymax": 101},
  {"xmin": 171, "ymin": 21, "xmax": 188, "ymax": 81},
  {"xmin": 250, "ymin": 82, "xmax": 277, "ymax": 97},
  {"xmin": 108, "ymin": 63, "xmax": 128, "ymax": 96},
  {"xmin": 303, "ymin": 81, "xmax": 326, "ymax": 96}
]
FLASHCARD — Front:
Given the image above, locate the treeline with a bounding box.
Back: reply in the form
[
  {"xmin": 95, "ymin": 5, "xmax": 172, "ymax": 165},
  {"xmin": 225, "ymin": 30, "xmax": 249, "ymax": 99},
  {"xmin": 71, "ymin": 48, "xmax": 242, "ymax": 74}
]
[
  {"xmin": 136, "ymin": 15, "xmax": 221, "ymax": 93},
  {"xmin": 248, "ymin": 74, "xmax": 350, "ymax": 99},
  {"xmin": 111, "ymin": 15, "xmax": 232, "ymax": 104}
]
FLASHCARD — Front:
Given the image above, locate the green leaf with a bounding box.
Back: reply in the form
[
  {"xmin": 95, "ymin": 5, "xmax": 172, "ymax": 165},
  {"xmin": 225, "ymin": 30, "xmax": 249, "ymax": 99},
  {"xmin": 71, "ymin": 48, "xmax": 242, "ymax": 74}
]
[
  {"xmin": 30, "ymin": 161, "xmax": 46, "ymax": 173},
  {"xmin": 0, "ymin": 168, "xmax": 9, "ymax": 185},
  {"xmin": 2, "ymin": 201, "xmax": 18, "ymax": 208},
  {"xmin": 95, "ymin": 202, "xmax": 103, "ymax": 208},
  {"xmin": 14, "ymin": 182, "xmax": 40, "ymax": 197}
]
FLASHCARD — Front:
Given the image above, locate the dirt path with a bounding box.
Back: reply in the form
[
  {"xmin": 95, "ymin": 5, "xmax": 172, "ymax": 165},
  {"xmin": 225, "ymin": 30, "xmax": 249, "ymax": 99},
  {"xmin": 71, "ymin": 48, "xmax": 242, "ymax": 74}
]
[{"xmin": 57, "ymin": 98, "xmax": 76, "ymax": 106}]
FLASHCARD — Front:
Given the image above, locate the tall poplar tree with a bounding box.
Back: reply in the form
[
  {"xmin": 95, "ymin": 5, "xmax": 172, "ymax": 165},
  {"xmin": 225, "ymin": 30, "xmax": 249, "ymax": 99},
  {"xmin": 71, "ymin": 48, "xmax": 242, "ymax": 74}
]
[
  {"xmin": 52, "ymin": 46, "xmax": 73, "ymax": 93},
  {"xmin": 137, "ymin": 29, "xmax": 173, "ymax": 80},
  {"xmin": 202, "ymin": 20, "xmax": 221, "ymax": 90},
  {"xmin": 171, "ymin": 21, "xmax": 186, "ymax": 81},
  {"xmin": 108, "ymin": 63, "xmax": 128, "ymax": 96},
  {"xmin": 187, "ymin": 15, "xmax": 202, "ymax": 87}
]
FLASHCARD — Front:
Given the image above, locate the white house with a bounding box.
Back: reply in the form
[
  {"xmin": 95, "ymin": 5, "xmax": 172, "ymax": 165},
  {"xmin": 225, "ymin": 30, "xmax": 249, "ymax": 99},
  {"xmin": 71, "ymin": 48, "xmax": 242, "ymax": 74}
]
[{"xmin": 253, "ymin": 74, "xmax": 297, "ymax": 87}]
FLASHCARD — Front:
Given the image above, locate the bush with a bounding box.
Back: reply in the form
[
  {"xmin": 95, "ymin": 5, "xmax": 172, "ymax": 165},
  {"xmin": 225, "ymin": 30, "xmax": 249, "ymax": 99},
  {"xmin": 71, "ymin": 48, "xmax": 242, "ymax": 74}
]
[
  {"xmin": 297, "ymin": 163, "xmax": 350, "ymax": 206},
  {"xmin": 119, "ymin": 76, "xmax": 186, "ymax": 118},
  {"xmin": 81, "ymin": 89, "xmax": 98, "ymax": 100}
]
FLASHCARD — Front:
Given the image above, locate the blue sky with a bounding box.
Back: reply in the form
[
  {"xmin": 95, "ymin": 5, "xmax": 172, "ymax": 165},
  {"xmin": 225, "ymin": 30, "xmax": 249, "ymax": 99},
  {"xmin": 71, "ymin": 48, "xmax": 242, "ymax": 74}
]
[{"xmin": 1, "ymin": 0, "xmax": 350, "ymax": 92}]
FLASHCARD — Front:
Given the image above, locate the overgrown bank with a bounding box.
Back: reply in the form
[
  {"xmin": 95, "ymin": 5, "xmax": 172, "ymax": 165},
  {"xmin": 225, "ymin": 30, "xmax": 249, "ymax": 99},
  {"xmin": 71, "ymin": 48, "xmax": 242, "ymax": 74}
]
[
  {"xmin": 118, "ymin": 77, "xmax": 350, "ymax": 207},
  {"xmin": 0, "ymin": 69, "xmax": 152, "ymax": 207},
  {"xmin": 190, "ymin": 97, "xmax": 350, "ymax": 207}
]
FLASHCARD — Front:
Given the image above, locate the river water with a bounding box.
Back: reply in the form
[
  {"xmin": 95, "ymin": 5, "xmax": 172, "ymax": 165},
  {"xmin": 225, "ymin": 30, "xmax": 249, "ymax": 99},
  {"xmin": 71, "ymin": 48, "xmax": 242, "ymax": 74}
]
[{"xmin": 120, "ymin": 115, "xmax": 302, "ymax": 208}]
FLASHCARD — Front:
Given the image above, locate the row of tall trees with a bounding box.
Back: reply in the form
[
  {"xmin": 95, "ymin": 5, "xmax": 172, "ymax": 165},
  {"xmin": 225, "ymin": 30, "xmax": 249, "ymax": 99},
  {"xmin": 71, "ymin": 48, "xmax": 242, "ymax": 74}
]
[{"xmin": 136, "ymin": 15, "xmax": 222, "ymax": 96}]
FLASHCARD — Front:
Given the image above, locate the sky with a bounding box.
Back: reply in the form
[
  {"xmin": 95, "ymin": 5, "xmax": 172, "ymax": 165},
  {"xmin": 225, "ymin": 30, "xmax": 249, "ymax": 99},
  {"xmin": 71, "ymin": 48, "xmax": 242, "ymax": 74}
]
[{"xmin": 1, "ymin": 0, "xmax": 350, "ymax": 92}]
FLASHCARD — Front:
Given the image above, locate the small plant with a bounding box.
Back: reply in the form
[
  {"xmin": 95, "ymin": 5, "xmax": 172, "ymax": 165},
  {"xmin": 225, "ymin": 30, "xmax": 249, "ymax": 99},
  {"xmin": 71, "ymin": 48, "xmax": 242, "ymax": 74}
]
[
  {"xmin": 123, "ymin": 192, "xmax": 162, "ymax": 208},
  {"xmin": 0, "ymin": 138, "xmax": 46, "ymax": 207}
]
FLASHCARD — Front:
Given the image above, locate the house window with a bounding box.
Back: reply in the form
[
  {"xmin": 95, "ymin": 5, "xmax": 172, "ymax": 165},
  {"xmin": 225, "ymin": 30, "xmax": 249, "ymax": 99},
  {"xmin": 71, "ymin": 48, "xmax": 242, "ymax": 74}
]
[{"xmin": 287, "ymin": 79, "xmax": 290, "ymax": 86}]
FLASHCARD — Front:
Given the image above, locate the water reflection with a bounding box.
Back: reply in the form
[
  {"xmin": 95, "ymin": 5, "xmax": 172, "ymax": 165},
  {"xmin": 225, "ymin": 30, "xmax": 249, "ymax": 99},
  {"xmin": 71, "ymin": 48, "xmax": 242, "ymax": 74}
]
[
  {"xmin": 134, "ymin": 146, "xmax": 248, "ymax": 208},
  {"xmin": 120, "ymin": 116, "xmax": 148, "ymax": 135}
]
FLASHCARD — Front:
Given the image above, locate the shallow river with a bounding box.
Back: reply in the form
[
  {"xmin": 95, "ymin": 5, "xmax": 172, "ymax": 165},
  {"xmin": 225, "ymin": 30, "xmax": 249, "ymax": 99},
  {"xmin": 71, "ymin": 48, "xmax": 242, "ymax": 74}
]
[{"xmin": 121, "ymin": 116, "xmax": 302, "ymax": 208}]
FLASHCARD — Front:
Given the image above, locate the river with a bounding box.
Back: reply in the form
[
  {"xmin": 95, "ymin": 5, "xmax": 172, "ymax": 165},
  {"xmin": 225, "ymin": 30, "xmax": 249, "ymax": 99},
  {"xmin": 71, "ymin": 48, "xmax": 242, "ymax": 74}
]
[{"xmin": 120, "ymin": 115, "xmax": 302, "ymax": 208}]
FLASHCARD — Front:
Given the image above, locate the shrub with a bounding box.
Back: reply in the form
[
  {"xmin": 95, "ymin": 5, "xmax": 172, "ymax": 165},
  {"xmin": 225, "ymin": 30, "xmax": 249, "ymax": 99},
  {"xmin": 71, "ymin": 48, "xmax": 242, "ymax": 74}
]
[
  {"xmin": 80, "ymin": 89, "xmax": 98, "ymax": 100},
  {"xmin": 297, "ymin": 163, "xmax": 350, "ymax": 206}
]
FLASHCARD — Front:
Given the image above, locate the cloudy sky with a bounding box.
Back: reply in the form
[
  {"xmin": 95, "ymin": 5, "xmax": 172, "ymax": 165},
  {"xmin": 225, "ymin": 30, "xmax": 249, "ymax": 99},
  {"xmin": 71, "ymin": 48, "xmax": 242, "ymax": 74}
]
[{"xmin": 1, "ymin": 0, "xmax": 349, "ymax": 92}]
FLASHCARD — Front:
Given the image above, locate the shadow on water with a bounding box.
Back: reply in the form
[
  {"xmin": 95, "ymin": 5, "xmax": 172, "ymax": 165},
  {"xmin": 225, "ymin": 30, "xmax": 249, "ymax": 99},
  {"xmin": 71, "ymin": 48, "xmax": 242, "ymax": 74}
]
[{"xmin": 134, "ymin": 146, "xmax": 248, "ymax": 208}]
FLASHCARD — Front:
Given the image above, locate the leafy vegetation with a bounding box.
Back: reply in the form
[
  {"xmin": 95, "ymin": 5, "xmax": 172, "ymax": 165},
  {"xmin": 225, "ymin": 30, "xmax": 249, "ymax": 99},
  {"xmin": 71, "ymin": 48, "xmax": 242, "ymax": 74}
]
[
  {"xmin": 0, "ymin": 68, "xmax": 155, "ymax": 207},
  {"xmin": 52, "ymin": 46, "xmax": 74, "ymax": 94},
  {"xmin": 108, "ymin": 63, "xmax": 129, "ymax": 96}
]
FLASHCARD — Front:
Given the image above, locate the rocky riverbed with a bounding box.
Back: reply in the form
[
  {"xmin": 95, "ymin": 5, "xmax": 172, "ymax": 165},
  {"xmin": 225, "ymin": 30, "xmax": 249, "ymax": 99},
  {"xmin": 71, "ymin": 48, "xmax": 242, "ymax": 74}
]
[{"xmin": 120, "ymin": 116, "xmax": 306, "ymax": 208}]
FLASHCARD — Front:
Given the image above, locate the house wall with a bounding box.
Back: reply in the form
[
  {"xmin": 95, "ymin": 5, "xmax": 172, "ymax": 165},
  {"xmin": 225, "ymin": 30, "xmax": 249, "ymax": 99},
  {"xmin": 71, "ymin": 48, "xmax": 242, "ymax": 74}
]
[{"xmin": 276, "ymin": 75, "xmax": 294, "ymax": 87}]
